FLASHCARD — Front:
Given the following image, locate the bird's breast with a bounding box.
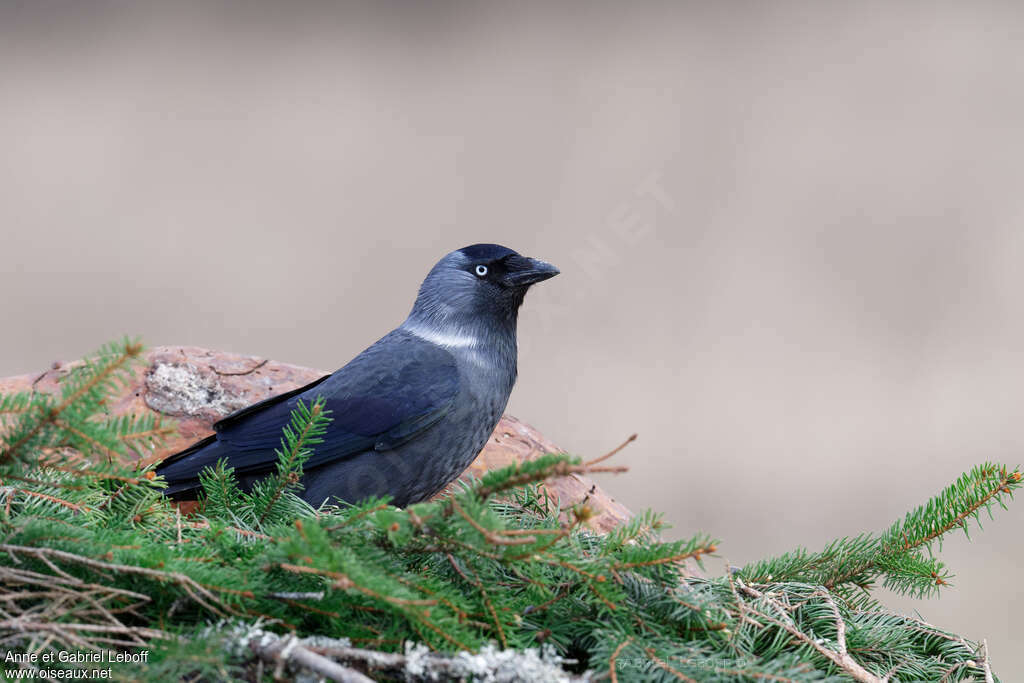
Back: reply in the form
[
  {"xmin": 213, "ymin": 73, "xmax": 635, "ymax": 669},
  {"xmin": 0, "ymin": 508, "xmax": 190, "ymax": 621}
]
[{"xmin": 457, "ymin": 351, "xmax": 515, "ymax": 410}]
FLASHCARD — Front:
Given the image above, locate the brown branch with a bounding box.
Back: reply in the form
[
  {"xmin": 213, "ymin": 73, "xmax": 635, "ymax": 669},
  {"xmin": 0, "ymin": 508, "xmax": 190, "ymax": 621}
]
[
  {"xmin": 585, "ymin": 433, "xmax": 637, "ymax": 467},
  {"xmin": 471, "ymin": 461, "xmax": 627, "ymax": 501},
  {"xmin": 2, "ymin": 620, "xmax": 171, "ymax": 641},
  {"xmin": 613, "ymin": 543, "xmax": 717, "ymax": 570},
  {"xmin": 53, "ymin": 420, "xmax": 120, "ymax": 460},
  {"xmin": 209, "ymin": 359, "xmax": 268, "ymax": 376},
  {"xmin": 416, "ymin": 614, "xmax": 474, "ymax": 651},
  {"xmin": 323, "ymin": 503, "xmax": 389, "ymax": 532},
  {"xmin": 589, "ymin": 582, "xmax": 618, "ymax": 612},
  {"xmin": 540, "ymin": 553, "xmax": 603, "ymax": 581},
  {"xmin": 10, "ymin": 489, "xmax": 89, "ymax": 513},
  {"xmin": 0, "ymin": 564, "xmax": 158, "ymax": 655},
  {"xmin": 383, "ymin": 566, "xmax": 475, "ymax": 625},
  {"xmin": 609, "ymin": 636, "xmax": 633, "ymax": 683},
  {"xmin": 0, "ymin": 473, "xmax": 85, "ymax": 490},
  {"xmin": 0, "ymin": 565, "xmax": 151, "ymax": 603},
  {"xmin": 0, "ymin": 544, "xmax": 238, "ymax": 618},
  {"xmin": 450, "ymin": 498, "xmax": 536, "ymax": 546},
  {"xmin": 671, "ymin": 595, "xmax": 729, "ymax": 632},
  {"xmin": 444, "ymin": 554, "xmax": 506, "ymax": 648},
  {"xmin": 0, "ymin": 405, "xmax": 31, "ymax": 415},
  {"xmin": 48, "ymin": 465, "xmax": 143, "ymax": 485}
]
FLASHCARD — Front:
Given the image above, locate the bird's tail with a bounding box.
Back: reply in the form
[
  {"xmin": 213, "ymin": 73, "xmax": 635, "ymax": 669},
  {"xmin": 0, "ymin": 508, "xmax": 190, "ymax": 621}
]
[{"xmin": 154, "ymin": 434, "xmax": 227, "ymax": 498}]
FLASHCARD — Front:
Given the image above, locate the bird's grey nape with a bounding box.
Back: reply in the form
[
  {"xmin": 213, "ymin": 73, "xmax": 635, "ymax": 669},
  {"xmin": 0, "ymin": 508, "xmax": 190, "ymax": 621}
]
[{"xmin": 401, "ymin": 249, "xmax": 513, "ymax": 347}]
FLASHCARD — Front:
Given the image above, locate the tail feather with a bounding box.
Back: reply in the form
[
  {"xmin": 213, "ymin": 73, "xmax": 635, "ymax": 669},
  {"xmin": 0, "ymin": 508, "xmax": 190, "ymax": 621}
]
[{"xmin": 156, "ymin": 434, "xmax": 227, "ymax": 498}]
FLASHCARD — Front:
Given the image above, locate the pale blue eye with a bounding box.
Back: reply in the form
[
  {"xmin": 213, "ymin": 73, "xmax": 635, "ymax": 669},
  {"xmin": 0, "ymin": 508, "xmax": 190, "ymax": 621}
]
[{"xmin": 475, "ymin": 265, "xmax": 488, "ymax": 277}]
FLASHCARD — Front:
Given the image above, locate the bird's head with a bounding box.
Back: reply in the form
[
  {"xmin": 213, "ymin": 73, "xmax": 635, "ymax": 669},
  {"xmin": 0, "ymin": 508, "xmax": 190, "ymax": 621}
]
[{"xmin": 403, "ymin": 244, "xmax": 559, "ymax": 340}]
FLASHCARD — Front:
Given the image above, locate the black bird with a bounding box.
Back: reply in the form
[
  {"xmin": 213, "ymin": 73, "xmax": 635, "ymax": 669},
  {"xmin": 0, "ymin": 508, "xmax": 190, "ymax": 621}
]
[{"xmin": 156, "ymin": 244, "xmax": 559, "ymax": 507}]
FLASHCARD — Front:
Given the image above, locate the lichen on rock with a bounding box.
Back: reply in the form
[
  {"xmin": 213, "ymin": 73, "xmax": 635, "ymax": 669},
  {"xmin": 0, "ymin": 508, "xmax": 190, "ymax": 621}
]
[{"xmin": 144, "ymin": 361, "xmax": 250, "ymax": 419}]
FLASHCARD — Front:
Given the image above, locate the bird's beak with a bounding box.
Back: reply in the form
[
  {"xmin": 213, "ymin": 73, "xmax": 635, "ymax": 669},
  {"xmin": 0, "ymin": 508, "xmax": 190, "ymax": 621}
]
[{"xmin": 504, "ymin": 257, "xmax": 560, "ymax": 287}]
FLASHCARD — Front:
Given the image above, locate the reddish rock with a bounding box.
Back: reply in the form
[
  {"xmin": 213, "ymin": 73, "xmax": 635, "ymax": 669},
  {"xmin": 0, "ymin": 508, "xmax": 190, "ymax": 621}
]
[{"xmin": 0, "ymin": 346, "xmax": 631, "ymax": 532}]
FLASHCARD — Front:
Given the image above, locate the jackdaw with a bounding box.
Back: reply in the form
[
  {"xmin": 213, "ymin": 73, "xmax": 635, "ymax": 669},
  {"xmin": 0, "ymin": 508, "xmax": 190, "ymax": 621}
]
[{"xmin": 156, "ymin": 244, "xmax": 559, "ymax": 507}]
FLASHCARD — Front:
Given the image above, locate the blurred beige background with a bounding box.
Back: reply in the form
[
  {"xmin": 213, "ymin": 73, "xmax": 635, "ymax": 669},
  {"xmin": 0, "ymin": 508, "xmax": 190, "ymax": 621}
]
[{"xmin": 2, "ymin": 0, "xmax": 1022, "ymax": 674}]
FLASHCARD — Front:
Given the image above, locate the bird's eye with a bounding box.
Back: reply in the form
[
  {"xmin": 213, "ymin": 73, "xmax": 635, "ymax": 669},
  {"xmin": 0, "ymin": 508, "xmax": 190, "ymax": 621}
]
[{"xmin": 475, "ymin": 264, "xmax": 488, "ymax": 277}]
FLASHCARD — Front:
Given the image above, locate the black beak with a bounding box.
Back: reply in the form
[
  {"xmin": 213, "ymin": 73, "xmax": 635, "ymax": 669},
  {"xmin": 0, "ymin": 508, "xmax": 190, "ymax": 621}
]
[{"xmin": 503, "ymin": 257, "xmax": 560, "ymax": 287}]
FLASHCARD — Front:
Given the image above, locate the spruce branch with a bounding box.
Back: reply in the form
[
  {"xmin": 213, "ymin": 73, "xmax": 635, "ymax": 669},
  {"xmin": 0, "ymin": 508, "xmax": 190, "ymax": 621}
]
[
  {"xmin": 469, "ymin": 455, "xmax": 628, "ymax": 501},
  {"xmin": 253, "ymin": 396, "xmax": 331, "ymax": 526},
  {"xmin": 740, "ymin": 463, "xmax": 1022, "ymax": 601},
  {"xmin": 103, "ymin": 413, "xmax": 177, "ymax": 455},
  {"xmin": 2, "ymin": 338, "xmax": 144, "ymax": 465},
  {"xmin": 0, "ymin": 391, "xmax": 33, "ymax": 416},
  {"xmin": 1, "ymin": 339, "xmax": 163, "ymax": 488},
  {"xmin": 0, "ymin": 338, "xmax": 1016, "ymax": 681}
]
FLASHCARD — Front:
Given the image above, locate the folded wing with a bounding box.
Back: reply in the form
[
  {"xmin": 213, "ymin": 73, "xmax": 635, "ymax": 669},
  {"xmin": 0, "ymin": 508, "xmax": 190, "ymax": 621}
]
[{"xmin": 156, "ymin": 332, "xmax": 459, "ymax": 492}]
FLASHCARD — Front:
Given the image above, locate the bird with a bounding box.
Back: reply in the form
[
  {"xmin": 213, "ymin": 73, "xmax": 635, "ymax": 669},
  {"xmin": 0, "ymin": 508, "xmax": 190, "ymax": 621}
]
[{"xmin": 156, "ymin": 244, "xmax": 559, "ymax": 508}]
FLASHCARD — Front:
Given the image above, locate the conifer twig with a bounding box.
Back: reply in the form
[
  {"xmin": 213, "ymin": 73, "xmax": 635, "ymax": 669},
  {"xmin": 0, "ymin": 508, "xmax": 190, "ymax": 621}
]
[
  {"xmin": 737, "ymin": 582, "xmax": 880, "ymax": 683},
  {"xmin": 0, "ymin": 620, "xmax": 171, "ymax": 641},
  {"xmin": 53, "ymin": 419, "xmax": 121, "ymax": 460},
  {"xmin": 450, "ymin": 498, "xmax": 536, "ymax": 546},
  {"xmin": 256, "ymin": 398, "xmax": 328, "ymax": 526},
  {"xmin": 0, "ymin": 544, "xmax": 238, "ymax": 617},
  {"xmin": 824, "ymin": 466, "xmax": 1021, "ymax": 591},
  {"xmin": 472, "ymin": 460, "xmax": 627, "ymax": 500},
  {"xmin": 9, "ymin": 488, "xmax": 89, "ymax": 513},
  {"xmin": 585, "ymin": 433, "xmax": 637, "ymax": 467},
  {"xmin": 2, "ymin": 340, "xmax": 142, "ymax": 464},
  {"xmin": 612, "ymin": 542, "xmax": 717, "ymax": 570},
  {"xmin": 609, "ymin": 636, "xmax": 633, "ymax": 683}
]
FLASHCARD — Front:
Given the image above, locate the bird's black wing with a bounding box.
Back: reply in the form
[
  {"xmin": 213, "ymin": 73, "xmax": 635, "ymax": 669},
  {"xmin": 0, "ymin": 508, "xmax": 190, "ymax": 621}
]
[
  {"xmin": 156, "ymin": 332, "xmax": 460, "ymax": 485},
  {"xmin": 155, "ymin": 373, "xmax": 332, "ymax": 473},
  {"xmin": 213, "ymin": 373, "xmax": 332, "ymax": 426}
]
